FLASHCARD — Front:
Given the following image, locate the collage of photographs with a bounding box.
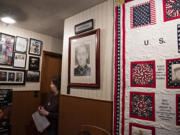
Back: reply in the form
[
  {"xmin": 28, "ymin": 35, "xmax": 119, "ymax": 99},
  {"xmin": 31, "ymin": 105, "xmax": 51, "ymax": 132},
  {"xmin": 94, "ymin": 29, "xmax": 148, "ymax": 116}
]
[{"xmin": 0, "ymin": 33, "xmax": 42, "ymax": 85}]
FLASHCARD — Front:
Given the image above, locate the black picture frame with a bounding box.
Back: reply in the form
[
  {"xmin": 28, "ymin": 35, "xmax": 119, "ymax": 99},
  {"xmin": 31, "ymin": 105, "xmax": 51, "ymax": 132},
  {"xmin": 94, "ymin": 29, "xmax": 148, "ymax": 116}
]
[
  {"xmin": 29, "ymin": 38, "xmax": 42, "ymax": 56},
  {"xmin": 14, "ymin": 36, "xmax": 28, "ymax": 53},
  {"xmin": 0, "ymin": 68, "xmax": 25, "ymax": 85},
  {"xmin": 75, "ymin": 19, "xmax": 94, "ymax": 35},
  {"xmin": 29, "ymin": 56, "xmax": 40, "ymax": 71},
  {"xmin": 0, "ymin": 33, "xmax": 15, "ymax": 66},
  {"xmin": 13, "ymin": 53, "xmax": 27, "ymax": 69},
  {"xmin": 26, "ymin": 71, "xmax": 40, "ymax": 82}
]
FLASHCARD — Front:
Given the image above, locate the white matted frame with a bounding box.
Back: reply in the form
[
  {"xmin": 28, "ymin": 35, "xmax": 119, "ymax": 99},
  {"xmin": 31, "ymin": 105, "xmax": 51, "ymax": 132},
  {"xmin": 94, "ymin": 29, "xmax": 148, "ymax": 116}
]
[
  {"xmin": 68, "ymin": 29, "xmax": 100, "ymax": 88},
  {"xmin": 15, "ymin": 36, "xmax": 28, "ymax": 53},
  {"xmin": 13, "ymin": 53, "xmax": 27, "ymax": 68}
]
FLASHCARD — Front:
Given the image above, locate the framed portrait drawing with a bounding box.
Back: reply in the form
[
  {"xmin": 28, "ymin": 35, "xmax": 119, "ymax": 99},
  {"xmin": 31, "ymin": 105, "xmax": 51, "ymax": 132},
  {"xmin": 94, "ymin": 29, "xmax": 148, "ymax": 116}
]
[
  {"xmin": 29, "ymin": 38, "xmax": 42, "ymax": 56},
  {"xmin": 29, "ymin": 56, "xmax": 40, "ymax": 71},
  {"xmin": 13, "ymin": 53, "xmax": 27, "ymax": 68},
  {"xmin": 68, "ymin": 29, "xmax": 100, "ymax": 88},
  {"xmin": 26, "ymin": 71, "xmax": 40, "ymax": 82},
  {"xmin": 0, "ymin": 68, "xmax": 25, "ymax": 85},
  {"xmin": 0, "ymin": 33, "xmax": 15, "ymax": 66},
  {"xmin": 15, "ymin": 36, "xmax": 28, "ymax": 53}
]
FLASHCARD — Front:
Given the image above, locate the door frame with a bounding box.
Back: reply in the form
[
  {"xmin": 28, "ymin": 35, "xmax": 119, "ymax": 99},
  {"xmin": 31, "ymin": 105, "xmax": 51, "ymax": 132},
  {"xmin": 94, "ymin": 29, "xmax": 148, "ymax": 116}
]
[
  {"xmin": 40, "ymin": 51, "xmax": 62, "ymax": 91},
  {"xmin": 40, "ymin": 51, "xmax": 62, "ymax": 104}
]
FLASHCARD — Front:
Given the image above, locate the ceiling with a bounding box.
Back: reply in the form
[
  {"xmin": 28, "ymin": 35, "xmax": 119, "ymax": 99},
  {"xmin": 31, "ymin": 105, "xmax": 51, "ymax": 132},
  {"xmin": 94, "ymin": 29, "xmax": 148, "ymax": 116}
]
[{"xmin": 0, "ymin": 0, "xmax": 106, "ymax": 39}]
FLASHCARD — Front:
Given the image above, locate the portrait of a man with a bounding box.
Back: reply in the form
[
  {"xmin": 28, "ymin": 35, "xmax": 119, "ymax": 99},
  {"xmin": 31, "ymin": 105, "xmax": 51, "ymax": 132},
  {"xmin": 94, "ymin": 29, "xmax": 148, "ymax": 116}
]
[
  {"xmin": 16, "ymin": 73, "xmax": 23, "ymax": 82},
  {"xmin": 74, "ymin": 44, "xmax": 91, "ymax": 76},
  {"xmin": 69, "ymin": 29, "xmax": 100, "ymax": 87},
  {"xmin": 0, "ymin": 71, "xmax": 7, "ymax": 81},
  {"xmin": 8, "ymin": 73, "xmax": 15, "ymax": 82},
  {"xmin": 29, "ymin": 57, "xmax": 40, "ymax": 71},
  {"xmin": 172, "ymin": 64, "xmax": 180, "ymax": 83}
]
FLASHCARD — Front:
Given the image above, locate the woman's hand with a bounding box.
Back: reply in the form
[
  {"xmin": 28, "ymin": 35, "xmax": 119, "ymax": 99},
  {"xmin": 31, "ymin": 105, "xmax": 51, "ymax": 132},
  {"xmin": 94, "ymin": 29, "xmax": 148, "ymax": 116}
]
[{"xmin": 38, "ymin": 106, "xmax": 49, "ymax": 116}]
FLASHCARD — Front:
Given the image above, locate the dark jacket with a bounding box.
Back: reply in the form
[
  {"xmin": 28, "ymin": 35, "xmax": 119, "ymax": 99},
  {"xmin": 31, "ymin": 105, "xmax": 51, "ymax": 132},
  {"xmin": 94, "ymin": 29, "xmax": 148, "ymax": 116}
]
[
  {"xmin": 44, "ymin": 93, "xmax": 59, "ymax": 132},
  {"xmin": 74, "ymin": 65, "xmax": 91, "ymax": 76}
]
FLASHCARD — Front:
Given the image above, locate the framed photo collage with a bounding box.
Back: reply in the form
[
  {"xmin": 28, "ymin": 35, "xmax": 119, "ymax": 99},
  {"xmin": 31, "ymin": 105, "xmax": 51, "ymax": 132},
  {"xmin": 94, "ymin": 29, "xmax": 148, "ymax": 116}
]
[{"xmin": 0, "ymin": 33, "xmax": 42, "ymax": 85}]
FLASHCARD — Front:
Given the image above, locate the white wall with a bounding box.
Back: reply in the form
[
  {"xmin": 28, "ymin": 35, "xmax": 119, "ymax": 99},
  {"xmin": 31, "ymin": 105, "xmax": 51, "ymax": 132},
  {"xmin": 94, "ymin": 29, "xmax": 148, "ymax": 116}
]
[
  {"xmin": 61, "ymin": 0, "xmax": 114, "ymax": 101},
  {"xmin": 0, "ymin": 22, "xmax": 63, "ymax": 91}
]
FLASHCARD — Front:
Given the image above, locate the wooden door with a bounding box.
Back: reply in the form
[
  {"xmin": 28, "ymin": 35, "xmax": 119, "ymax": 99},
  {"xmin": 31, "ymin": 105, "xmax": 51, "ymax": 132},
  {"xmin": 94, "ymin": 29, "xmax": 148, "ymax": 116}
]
[{"xmin": 40, "ymin": 51, "xmax": 62, "ymax": 104}]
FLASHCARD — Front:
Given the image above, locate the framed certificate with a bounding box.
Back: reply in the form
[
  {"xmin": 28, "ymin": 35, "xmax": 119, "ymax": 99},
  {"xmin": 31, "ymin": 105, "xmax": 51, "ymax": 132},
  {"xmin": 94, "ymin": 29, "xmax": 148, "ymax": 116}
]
[{"xmin": 15, "ymin": 36, "xmax": 28, "ymax": 53}]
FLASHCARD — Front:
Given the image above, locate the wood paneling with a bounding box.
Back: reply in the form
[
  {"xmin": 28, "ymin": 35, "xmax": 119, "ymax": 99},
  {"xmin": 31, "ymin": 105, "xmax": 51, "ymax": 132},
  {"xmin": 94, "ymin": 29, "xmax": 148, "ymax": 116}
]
[
  {"xmin": 58, "ymin": 95, "xmax": 113, "ymax": 135},
  {"xmin": 11, "ymin": 91, "xmax": 40, "ymax": 135}
]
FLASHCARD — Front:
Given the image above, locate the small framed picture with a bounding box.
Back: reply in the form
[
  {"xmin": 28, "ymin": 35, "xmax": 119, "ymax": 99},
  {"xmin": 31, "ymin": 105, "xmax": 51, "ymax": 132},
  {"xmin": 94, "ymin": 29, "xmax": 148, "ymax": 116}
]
[
  {"xmin": 0, "ymin": 68, "xmax": 25, "ymax": 85},
  {"xmin": 29, "ymin": 38, "xmax": 42, "ymax": 56},
  {"xmin": 29, "ymin": 56, "xmax": 40, "ymax": 71},
  {"xmin": 166, "ymin": 58, "xmax": 180, "ymax": 89},
  {"xmin": 15, "ymin": 36, "xmax": 28, "ymax": 53},
  {"xmin": 13, "ymin": 53, "xmax": 27, "ymax": 68},
  {"xmin": 26, "ymin": 71, "xmax": 40, "ymax": 82},
  {"xmin": 68, "ymin": 29, "xmax": 100, "ymax": 88},
  {"xmin": 75, "ymin": 19, "xmax": 94, "ymax": 35},
  {"xmin": 0, "ymin": 33, "xmax": 15, "ymax": 66},
  {"xmin": 8, "ymin": 72, "xmax": 15, "ymax": 82}
]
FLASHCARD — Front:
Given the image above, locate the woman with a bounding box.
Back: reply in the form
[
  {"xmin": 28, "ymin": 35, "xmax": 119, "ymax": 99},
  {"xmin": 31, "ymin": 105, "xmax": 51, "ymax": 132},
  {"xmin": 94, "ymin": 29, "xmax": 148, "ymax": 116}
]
[{"xmin": 38, "ymin": 76, "xmax": 61, "ymax": 135}]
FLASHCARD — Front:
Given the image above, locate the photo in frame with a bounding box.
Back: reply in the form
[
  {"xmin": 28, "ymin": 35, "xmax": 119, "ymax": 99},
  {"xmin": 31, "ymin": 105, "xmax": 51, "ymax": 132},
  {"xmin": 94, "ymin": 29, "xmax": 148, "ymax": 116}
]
[
  {"xmin": 13, "ymin": 53, "xmax": 27, "ymax": 68},
  {"xmin": 0, "ymin": 33, "xmax": 15, "ymax": 66},
  {"xmin": 166, "ymin": 58, "xmax": 180, "ymax": 89},
  {"xmin": 26, "ymin": 71, "xmax": 40, "ymax": 82},
  {"xmin": 15, "ymin": 36, "xmax": 28, "ymax": 53},
  {"xmin": 0, "ymin": 68, "xmax": 25, "ymax": 85},
  {"xmin": 29, "ymin": 38, "xmax": 42, "ymax": 56},
  {"xmin": 68, "ymin": 29, "xmax": 100, "ymax": 88},
  {"xmin": 29, "ymin": 56, "xmax": 40, "ymax": 71}
]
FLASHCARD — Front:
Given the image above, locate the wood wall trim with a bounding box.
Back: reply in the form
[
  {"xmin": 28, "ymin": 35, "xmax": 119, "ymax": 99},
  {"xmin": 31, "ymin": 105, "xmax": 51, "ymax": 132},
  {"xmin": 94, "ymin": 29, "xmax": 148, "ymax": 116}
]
[
  {"xmin": 43, "ymin": 51, "xmax": 62, "ymax": 57},
  {"xmin": 59, "ymin": 94, "xmax": 113, "ymax": 135},
  {"xmin": 60, "ymin": 94, "xmax": 113, "ymax": 103}
]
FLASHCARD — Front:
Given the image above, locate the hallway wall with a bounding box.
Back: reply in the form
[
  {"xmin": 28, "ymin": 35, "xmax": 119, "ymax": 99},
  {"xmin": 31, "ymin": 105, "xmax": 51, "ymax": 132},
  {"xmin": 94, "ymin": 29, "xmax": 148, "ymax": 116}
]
[
  {"xmin": 61, "ymin": 0, "xmax": 114, "ymax": 101},
  {"xmin": 60, "ymin": 0, "xmax": 114, "ymax": 135},
  {"xmin": 0, "ymin": 22, "xmax": 62, "ymax": 91},
  {"xmin": 0, "ymin": 23, "xmax": 62, "ymax": 135}
]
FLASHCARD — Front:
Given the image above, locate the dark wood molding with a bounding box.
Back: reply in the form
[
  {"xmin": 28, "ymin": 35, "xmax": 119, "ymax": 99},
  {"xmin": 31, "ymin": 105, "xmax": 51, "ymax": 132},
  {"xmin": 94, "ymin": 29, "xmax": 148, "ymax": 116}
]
[
  {"xmin": 43, "ymin": 51, "xmax": 62, "ymax": 58},
  {"xmin": 60, "ymin": 94, "xmax": 112, "ymax": 103}
]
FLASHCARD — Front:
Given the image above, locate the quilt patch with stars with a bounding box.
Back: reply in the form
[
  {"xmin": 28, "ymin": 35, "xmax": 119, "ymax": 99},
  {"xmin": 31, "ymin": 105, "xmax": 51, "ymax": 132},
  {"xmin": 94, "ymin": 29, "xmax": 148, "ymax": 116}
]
[
  {"xmin": 130, "ymin": 92, "xmax": 155, "ymax": 121},
  {"xmin": 163, "ymin": 0, "xmax": 180, "ymax": 22},
  {"xmin": 130, "ymin": 0, "xmax": 156, "ymax": 28},
  {"xmin": 166, "ymin": 58, "xmax": 180, "ymax": 89},
  {"xmin": 131, "ymin": 61, "xmax": 156, "ymax": 88},
  {"xmin": 129, "ymin": 123, "xmax": 155, "ymax": 135},
  {"xmin": 176, "ymin": 95, "xmax": 180, "ymax": 126}
]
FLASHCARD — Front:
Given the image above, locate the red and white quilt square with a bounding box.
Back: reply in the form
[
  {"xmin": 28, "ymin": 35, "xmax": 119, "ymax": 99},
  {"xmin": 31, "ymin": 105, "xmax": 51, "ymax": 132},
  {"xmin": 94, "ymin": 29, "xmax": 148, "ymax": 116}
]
[
  {"xmin": 131, "ymin": 61, "xmax": 156, "ymax": 88},
  {"xmin": 163, "ymin": 0, "xmax": 180, "ymax": 22},
  {"xmin": 130, "ymin": 0, "xmax": 156, "ymax": 28},
  {"xmin": 130, "ymin": 92, "xmax": 155, "ymax": 121}
]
